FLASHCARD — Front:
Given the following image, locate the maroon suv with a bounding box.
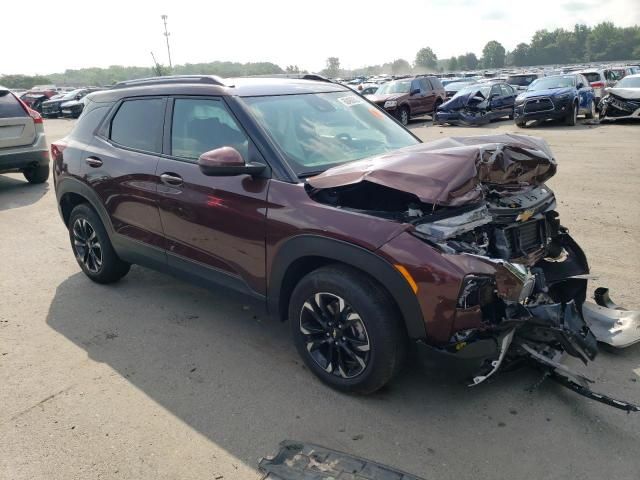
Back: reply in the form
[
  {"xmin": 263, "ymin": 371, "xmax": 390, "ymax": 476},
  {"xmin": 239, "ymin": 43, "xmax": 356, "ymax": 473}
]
[
  {"xmin": 52, "ymin": 75, "xmax": 637, "ymax": 404},
  {"xmin": 365, "ymin": 76, "xmax": 445, "ymax": 125}
]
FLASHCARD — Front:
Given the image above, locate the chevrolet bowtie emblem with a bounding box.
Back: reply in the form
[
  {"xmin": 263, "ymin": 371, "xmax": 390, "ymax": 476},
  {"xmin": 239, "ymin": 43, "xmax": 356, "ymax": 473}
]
[{"xmin": 516, "ymin": 209, "xmax": 535, "ymax": 222}]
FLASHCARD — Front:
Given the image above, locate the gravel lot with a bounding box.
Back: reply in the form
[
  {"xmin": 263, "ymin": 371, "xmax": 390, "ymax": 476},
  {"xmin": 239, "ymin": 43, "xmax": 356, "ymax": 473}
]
[{"xmin": 1, "ymin": 117, "xmax": 639, "ymax": 480}]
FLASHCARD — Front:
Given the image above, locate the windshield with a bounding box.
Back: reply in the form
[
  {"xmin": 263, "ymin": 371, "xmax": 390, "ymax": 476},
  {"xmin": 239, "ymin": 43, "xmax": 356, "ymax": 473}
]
[
  {"xmin": 615, "ymin": 76, "xmax": 640, "ymax": 88},
  {"xmin": 528, "ymin": 76, "xmax": 575, "ymax": 91},
  {"xmin": 62, "ymin": 89, "xmax": 83, "ymax": 100},
  {"xmin": 243, "ymin": 91, "xmax": 419, "ymax": 176},
  {"xmin": 507, "ymin": 75, "xmax": 538, "ymax": 86},
  {"xmin": 452, "ymin": 84, "xmax": 490, "ymax": 98},
  {"xmin": 375, "ymin": 80, "xmax": 411, "ymax": 95}
]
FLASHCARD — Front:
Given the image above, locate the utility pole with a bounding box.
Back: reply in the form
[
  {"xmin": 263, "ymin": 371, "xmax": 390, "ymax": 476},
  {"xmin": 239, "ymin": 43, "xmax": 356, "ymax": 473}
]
[{"xmin": 161, "ymin": 14, "xmax": 172, "ymax": 69}]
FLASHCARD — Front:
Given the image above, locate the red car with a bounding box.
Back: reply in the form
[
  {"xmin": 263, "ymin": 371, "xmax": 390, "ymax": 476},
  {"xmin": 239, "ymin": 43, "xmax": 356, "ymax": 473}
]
[{"xmin": 52, "ymin": 75, "xmax": 639, "ymax": 410}]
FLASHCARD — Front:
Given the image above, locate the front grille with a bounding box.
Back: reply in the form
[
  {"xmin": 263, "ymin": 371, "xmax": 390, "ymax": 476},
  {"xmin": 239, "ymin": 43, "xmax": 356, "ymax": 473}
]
[
  {"xmin": 524, "ymin": 97, "xmax": 554, "ymax": 113},
  {"xmin": 517, "ymin": 221, "xmax": 541, "ymax": 251},
  {"xmin": 494, "ymin": 219, "xmax": 546, "ymax": 260}
]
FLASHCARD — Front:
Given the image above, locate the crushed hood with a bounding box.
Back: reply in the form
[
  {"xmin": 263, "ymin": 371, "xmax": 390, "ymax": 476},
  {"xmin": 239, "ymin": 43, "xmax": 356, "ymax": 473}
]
[
  {"xmin": 439, "ymin": 90, "xmax": 487, "ymax": 112},
  {"xmin": 307, "ymin": 134, "xmax": 556, "ymax": 207},
  {"xmin": 607, "ymin": 87, "xmax": 640, "ymax": 100}
]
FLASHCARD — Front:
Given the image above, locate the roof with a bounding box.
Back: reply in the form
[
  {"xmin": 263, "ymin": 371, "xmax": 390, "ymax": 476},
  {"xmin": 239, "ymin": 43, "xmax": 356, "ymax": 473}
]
[{"xmin": 90, "ymin": 75, "xmax": 349, "ymax": 103}]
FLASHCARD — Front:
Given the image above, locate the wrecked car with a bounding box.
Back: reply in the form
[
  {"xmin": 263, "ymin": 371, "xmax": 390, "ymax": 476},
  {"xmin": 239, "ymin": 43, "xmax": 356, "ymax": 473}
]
[
  {"xmin": 433, "ymin": 82, "xmax": 516, "ymax": 126},
  {"xmin": 598, "ymin": 74, "xmax": 640, "ymax": 121},
  {"xmin": 53, "ymin": 75, "xmax": 639, "ymax": 411}
]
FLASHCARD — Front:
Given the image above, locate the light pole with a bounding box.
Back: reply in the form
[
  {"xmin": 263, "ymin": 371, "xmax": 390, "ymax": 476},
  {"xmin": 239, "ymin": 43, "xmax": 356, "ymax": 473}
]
[{"xmin": 161, "ymin": 14, "xmax": 172, "ymax": 69}]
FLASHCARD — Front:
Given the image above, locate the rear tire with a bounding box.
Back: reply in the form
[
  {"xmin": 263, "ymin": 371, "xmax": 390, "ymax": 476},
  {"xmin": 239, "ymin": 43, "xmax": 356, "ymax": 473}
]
[
  {"xmin": 289, "ymin": 265, "xmax": 407, "ymax": 394},
  {"xmin": 585, "ymin": 99, "xmax": 596, "ymax": 119},
  {"xmin": 565, "ymin": 102, "xmax": 578, "ymax": 126},
  {"xmin": 23, "ymin": 164, "xmax": 49, "ymax": 184},
  {"xmin": 515, "ymin": 120, "xmax": 526, "ymax": 128},
  {"xmin": 68, "ymin": 204, "xmax": 130, "ymax": 284}
]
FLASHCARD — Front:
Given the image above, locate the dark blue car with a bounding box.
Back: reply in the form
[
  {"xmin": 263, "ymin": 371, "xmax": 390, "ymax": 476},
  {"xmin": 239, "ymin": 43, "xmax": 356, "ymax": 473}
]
[
  {"xmin": 433, "ymin": 82, "xmax": 516, "ymax": 126},
  {"xmin": 513, "ymin": 74, "xmax": 596, "ymax": 127}
]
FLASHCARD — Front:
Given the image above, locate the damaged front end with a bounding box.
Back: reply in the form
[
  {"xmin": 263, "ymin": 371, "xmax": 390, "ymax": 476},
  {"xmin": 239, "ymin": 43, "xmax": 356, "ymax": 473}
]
[
  {"xmin": 307, "ymin": 134, "xmax": 640, "ymax": 411},
  {"xmin": 411, "ymin": 172, "xmax": 639, "ymax": 411},
  {"xmin": 434, "ymin": 88, "xmax": 493, "ymax": 126}
]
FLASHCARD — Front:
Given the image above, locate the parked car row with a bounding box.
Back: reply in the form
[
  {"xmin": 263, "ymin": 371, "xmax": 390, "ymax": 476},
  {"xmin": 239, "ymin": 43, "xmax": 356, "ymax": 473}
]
[{"xmin": 9, "ymin": 86, "xmax": 103, "ymax": 118}]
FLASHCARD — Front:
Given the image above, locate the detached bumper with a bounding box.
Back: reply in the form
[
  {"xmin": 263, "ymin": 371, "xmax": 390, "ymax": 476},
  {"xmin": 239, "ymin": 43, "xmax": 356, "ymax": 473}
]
[
  {"xmin": 433, "ymin": 109, "xmax": 490, "ymax": 126},
  {"xmin": 582, "ymin": 288, "xmax": 640, "ymax": 348}
]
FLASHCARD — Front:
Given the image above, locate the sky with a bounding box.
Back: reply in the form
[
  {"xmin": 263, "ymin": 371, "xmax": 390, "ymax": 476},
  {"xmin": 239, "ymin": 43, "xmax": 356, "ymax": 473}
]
[{"xmin": 2, "ymin": 0, "xmax": 639, "ymax": 75}]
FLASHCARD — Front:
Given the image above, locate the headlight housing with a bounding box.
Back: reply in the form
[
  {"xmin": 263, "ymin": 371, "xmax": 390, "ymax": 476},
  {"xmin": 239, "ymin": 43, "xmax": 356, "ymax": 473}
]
[{"xmin": 384, "ymin": 100, "xmax": 398, "ymax": 108}]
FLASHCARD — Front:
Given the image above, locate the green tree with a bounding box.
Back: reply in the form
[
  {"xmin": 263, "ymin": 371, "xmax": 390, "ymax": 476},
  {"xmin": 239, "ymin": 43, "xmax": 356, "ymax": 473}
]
[
  {"xmin": 391, "ymin": 58, "xmax": 412, "ymax": 75},
  {"xmin": 325, "ymin": 57, "xmax": 341, "ymax": 78},
  {"xmin": 0, "ymin": 74, "xmax": 53, "ymax": 89},
  {"xmin": 509, "ymin": 43, "xmax": 530, "ymax": 66},
  {"xmin": 447, "ymin": 56, "xmax": 458, "ymax": 71},
  {"xmin": 285, "ymin": 65, "xmax": 300, "ymax": 73},
  {"xmin": 414, "ymin": 47, "xmax": 438, "ymax": 70},
  {"xmin": 482, "ymin": 41, "xmax": 506, "ymax": 68}
]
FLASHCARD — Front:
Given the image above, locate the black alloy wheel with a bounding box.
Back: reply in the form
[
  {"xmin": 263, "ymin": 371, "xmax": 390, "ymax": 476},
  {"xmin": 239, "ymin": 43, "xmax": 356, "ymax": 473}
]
[
  {"xmin": 68, "ymin": 204, "xmax": 130, "ymax": 283},
  {"xmin": 72, "ymin": 217, "xmax": 103, "ymax": 273},
  {"xmin": 299, "ymin": 292, "xmax": 371, "ymax": 379}
]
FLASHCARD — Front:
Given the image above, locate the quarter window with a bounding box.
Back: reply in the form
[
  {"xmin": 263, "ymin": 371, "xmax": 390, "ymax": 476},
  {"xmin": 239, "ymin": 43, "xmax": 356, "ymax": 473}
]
[
  {"xmin": 170, "ymin": 98, "xmax": 248, "ymax": 161},
  {"xmin": 110, "ymin": 98, "xmax": 165, "ymax": 153}
]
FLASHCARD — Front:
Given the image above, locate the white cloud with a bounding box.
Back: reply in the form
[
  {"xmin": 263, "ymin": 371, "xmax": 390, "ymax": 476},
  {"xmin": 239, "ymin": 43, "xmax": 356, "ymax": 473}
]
[{"xmin": 1, "ymin": 0, "xmax": 638, "ymax": 75}]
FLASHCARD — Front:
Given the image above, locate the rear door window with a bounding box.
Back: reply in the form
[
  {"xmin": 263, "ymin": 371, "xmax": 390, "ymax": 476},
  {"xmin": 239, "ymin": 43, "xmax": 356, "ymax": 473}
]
[
  {"xmin": 0, "ymin": 91, "xmax": 27, "ymax": 118},
  {"xmin": 500, "ymin": 84, "xmax": 514, "ymax": 96},
  {"xmin": 110, "ymin": 98, "xmax": 165, "ymax": 153},
  {"xmin": 170, "ymin": 98, "xmax": 249, "ymax": 161},
  {"xmin": 420, "ymin": 78, "xmax": 432, "ymax": 91}
]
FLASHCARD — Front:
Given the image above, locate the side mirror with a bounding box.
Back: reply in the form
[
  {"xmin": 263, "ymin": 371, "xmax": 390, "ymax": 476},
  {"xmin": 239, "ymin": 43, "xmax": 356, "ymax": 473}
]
[
  {"xmin": 198, "ymin": 147, "xmax": 265, "ymax": 177},
  {"xmin": 576, "ymin": 83, "xmax": 584, "ymax": 89},
  {"xmin": 410, "ymin": 88, "xmax": 420, "ymax": 95}
]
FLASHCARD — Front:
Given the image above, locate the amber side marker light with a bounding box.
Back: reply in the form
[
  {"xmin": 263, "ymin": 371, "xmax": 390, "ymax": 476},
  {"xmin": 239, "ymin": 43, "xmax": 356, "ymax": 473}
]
[{"xmin": 394, "ymin": 264, "xmax": 418, "ymax": 294}]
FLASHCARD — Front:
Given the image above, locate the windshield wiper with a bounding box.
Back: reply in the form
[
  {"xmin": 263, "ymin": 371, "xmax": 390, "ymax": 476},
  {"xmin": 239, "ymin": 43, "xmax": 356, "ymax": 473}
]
[{"xmin": 298, "ymin": 170, "xmax": 326, "ymax": 179}]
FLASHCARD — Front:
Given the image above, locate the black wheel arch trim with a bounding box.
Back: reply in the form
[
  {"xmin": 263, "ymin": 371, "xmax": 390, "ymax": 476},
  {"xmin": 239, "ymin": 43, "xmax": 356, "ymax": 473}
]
[
  {"xmin": 268, "ymin": 234, "xmax": 427, "ymax": 340},
  {"xmin": 56, "ymin": 176, "xmax": 115, "ymax": 235}
]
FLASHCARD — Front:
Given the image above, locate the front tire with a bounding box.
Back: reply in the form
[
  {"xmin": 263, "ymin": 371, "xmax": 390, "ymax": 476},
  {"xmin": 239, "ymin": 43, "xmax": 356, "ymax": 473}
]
[
  {"xmin": 289, "ymin": 265, "xmax": 406, "ymax": 394},
  {"xmin": 22, "ymin": 164, "xmax": 49, "ymax": 184},
  {"xmin": 68, "ymin": 204, "xmax": 130, "ymax": 284},
  {"xmin": 397, "ymin": 106, "xmax": 409, "ymax": 126},
  {"xmin": 565, "ymin": 102, "xmax": 578, "ymax": 126}
]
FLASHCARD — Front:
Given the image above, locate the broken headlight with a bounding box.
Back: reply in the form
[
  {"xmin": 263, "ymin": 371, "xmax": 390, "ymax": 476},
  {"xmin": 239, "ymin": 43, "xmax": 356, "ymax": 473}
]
[
  {"xmin": 457, "ymin": 275, "xmax": 496, "ymax": 309},
  {"xmin": 415, "ymin": 205, "xmax": 492, "ymax": 241}
]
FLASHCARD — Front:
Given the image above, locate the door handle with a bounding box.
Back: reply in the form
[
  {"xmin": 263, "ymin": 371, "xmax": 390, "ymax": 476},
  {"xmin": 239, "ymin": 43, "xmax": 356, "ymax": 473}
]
[
  {"xmin": 160, "ymin": 173, "xmax": 183, "ymax": 186},
  {"xmin": 85, "ymin": 156, "xmax": 103, "ymax": 168}
]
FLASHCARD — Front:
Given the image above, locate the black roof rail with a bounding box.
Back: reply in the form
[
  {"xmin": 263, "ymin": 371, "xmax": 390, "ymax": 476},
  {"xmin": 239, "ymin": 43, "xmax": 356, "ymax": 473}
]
[{"xmin": 112, "ymin": 75, "xmax": 227, "ymax": 89}]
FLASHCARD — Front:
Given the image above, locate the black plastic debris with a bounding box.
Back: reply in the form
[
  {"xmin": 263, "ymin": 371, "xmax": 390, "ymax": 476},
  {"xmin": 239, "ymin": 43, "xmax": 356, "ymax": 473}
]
[{"xmin": 260, "ymin": 440, "xmax": 426, "ymax": 480}]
